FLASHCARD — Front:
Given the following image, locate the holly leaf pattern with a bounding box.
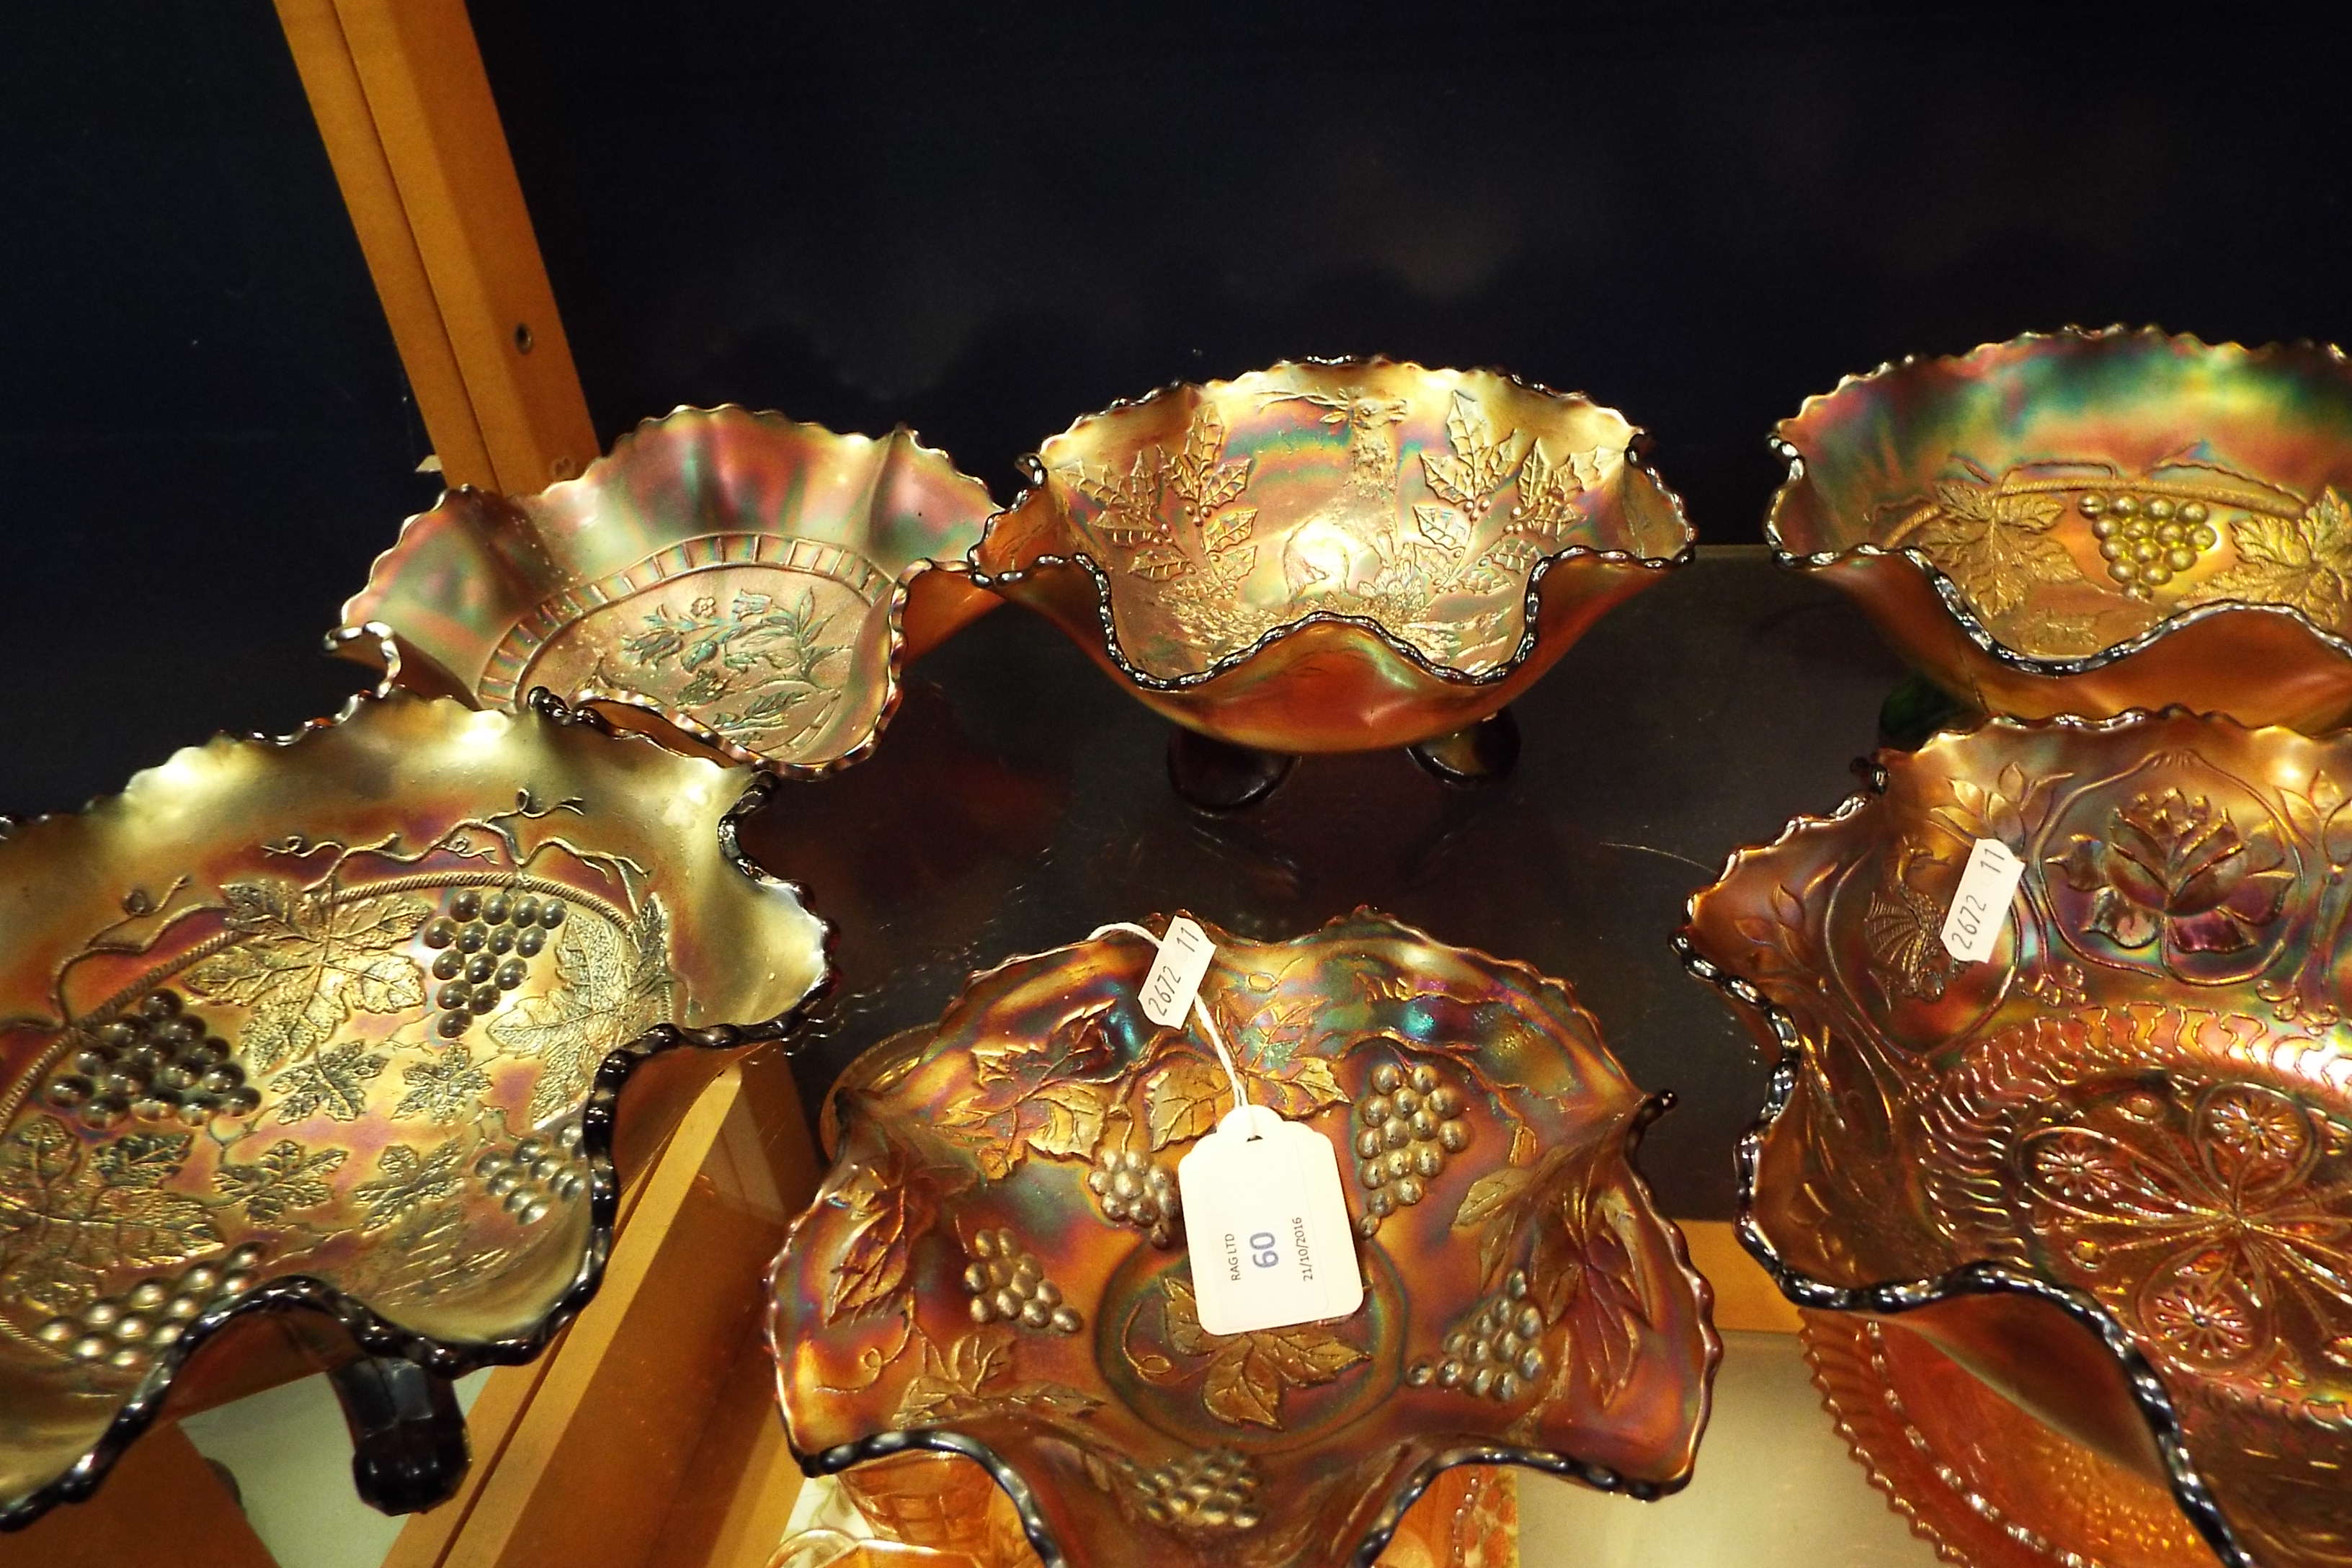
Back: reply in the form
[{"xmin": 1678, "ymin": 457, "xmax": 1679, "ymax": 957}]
[
  {"xmin": 214, "ymin": 1140, "xmax": 347, "ymax": 1222},
  {"xmin": 1421, "ymin": 392, "xmax": 1520, "ymax": 514},
  {"xmin": 394, "ymin": 1043, "xmax": 493, "ymax": 1123},
  {"xmin": 1069, "ymin": 450, "xmax": 1168, "ymax": 547},
  {"xmin": 270, "ymin": 1041, "xmax": 387, "ymax": 1123},
  {"xmin": 488, "ymin": 897, "xmax": 675, "ymax": 1126},
  {"xmin": 1155, "ymin": 1275, "xmax": 1368, "ymax": 1429},
  {"xmin": 1202, "ymin": 504, "xmax": 1256, "ymax": 557},
  {"xmin": 1458, "ymin": 534, "xmax": 1545, "ymax": 596},
  {"xmin": 1166, "ymin": 406, "xmax": 1252, "ymax": 516},
  {"xmin": 352, "ymin": 1139, "xmax": 468, "ymax": 1232},
  {"xmin": 1413, "ymin": 502, "xmax": 1470, "ymax": 554},
  {"xmin": 0, "ymin": 1115, "xmax": 220, "ymax": 1314},
  {"xmin": 183, "ymin": 885, "xmax": 431, "ymax": 1072},
  {"xmin": 1509, "ymin": 442, "xmax": 1586, "ymax": 540}
]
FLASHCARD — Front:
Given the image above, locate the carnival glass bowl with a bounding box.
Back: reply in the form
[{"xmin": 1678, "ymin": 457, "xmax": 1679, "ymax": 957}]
[
  {"xmin": 0, "ymin": 692, "xmax": 829, "ymax": 1528},
  {"xmin": 969, "ymin": 360, "xmax": 1693, "ymax": 757},
  {"xmin": 339, "ymin": 406, "xmax": 999, "ymax": 775},
  {"xmin": 1770, "ymin": 328, "xmax": 2352, "ymax": 729},
  {"xmin": 770, "ymin": 912, "xmax": 1716, "ymax": 1568},
  {"xmin": 762, "ymin": 1451, "xmax": 1516, "ymax": 1568},
  {"xmin": 1678, "ymin": 710, "xmax": 2352, "ymax": 1567}
]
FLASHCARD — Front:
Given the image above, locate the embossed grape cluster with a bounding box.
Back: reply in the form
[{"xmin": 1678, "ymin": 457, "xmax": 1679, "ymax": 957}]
[
  {"xmin": 472, "ymin": 1121, "xmax": 587, "ymax": 1228},
  {"xmin": 1406, "ymin": 1268, "xmax": 1547, "ymax": 1403},
  {"xmin": 1352, "ymin": 1060, "xmax": 1470, "ymax": 1237},
  {"xmin": 961, "ymin": 1228, "xmax": 1081, "ymax": 1333},
  {"xmin": 1130, "ymin": 1449, "xmax": 1262, "ymax": 1534},
  {"xmin": 1087, "ymin": 1145, "xmax": 1180, "ymax": 1247},
  {"xmin": 424, "ymin": 889, "xmax": 562, "ymax": 1040},
  {"xmin": 33, "ymin": 1243, "xmax": 269, "ymax": 1373},
  {"xmin": 44, "ymin": 989, "xmax": 259, "ymax": 1130},
  {"xmin": 2082, "ymin": 493, "xmax": 2219, "ymax": 598}
]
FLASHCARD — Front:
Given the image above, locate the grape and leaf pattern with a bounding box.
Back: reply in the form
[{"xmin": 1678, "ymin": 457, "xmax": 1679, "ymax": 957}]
[
  {"xmin": 1063, "ymin": 391, "xmax": 1613, "ymax": 674},
  {"xmin": 0, "ymin": 792, "xmax": 675, "ymax": 1363},
  {"xmin": 0, "ymin": 1118, "xmax": 220, "ymax": 1318},
  {"xmin": 1889, "ymin": 458, "xmax": 2352, "ymax": 654},
  {"xmin": 1135, "ymin": 1274, "xmax": 1370, "ymax": 1430},
  {"xmin": 183, "ymin": 887, "xmax": 431, "ymax": 1074}
]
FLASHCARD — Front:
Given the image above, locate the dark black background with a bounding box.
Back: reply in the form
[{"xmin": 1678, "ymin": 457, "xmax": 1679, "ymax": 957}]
[{"xmin": 6, "ymin": 1, "xmax": 2348, "ymax": 814}]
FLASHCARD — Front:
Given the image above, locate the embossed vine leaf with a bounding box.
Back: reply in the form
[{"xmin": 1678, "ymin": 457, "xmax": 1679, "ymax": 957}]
[
  {"xmin": 825, "ymin": 1146, "xmax": 937, "ymax": 1324},
  {"xmin": 1248, "ymin": 1056, "xmax": 1347, "ymax": 1123},
  {"xmin": 1532, "ymin": 1173, "xmax": 1660, "ymax": 1410},
  {"xmin": 894, "ymin": 1322, "xmax": 1102, "ymax": 1427},
  {"xmin": 183, "ymin": 885, "xmax": 432, "ymax": 1072},
  {"xmin": 270, "ymin": 1041, "xmax": 387, "ymax": 1123},
  {"xmin": 1453, "ymin": 1148, "xmax": 1563, "ymax": 1284},
  {"xmin": 352, "ymin": 1139, "xmax": 468, "ymax": 1232},
  {"xmin": 214, "ymin": 1140, "xmax": 347, "ymax": 1222},
  {"xmin": 2189, "ymin": 491, "xmax": 2352, "ymax": 623},
  {"xmin": 1157, "ymin": 1275, "xmax": 1369, "ymax": 1428},
  {"xmin": 1912, "ymin": 480, "xmax": 2078, "ymax": 620},
  {"xmin": 0, "ymin": 1115, "xmax": 220, "ymax": 1314},
  {"xmin": 394, "ymin": 1043, "xmax": 494, "ymax": 1123},
  {"xmin": 488, "ymin": 898, "xmax": 675, "ymax": 1126},
  {"xmin": 1143, "ymin": 1056, "xmax": 1226, "ymax": 1150},
  {"xmin": 938, "ymin": 1006, "xmax": 1127, "ymax": 1177}
]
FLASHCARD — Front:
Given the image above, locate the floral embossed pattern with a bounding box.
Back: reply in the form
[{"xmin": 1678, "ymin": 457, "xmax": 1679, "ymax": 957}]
[
  {"xmin": 972, "ymin": 360, "xmax": 1693, "ymax": 755},
  {"xmin": 0, "ymin": 694, "xmax": 829, "ymax": 1526},
  {"xmin": 341, "ymin": 406, "xmax": 998, "ymax": 775},
  {"xmin": 1770, "ymin": 329, "xmax": 2352, "ymax": 729},
  {"xmin": 1680, "ymin": 711, "xmax": 2352, "ymax": 1568},
  {"xmin": 770, "ymin": 912, "xmax": 1715, "ymax": 1568}
]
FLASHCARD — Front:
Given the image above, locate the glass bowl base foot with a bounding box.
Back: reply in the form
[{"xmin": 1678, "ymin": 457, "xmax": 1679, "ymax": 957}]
[
  {"xmin": 1408, "ymin": 708, "xmax": 1522, "ymax": 786},
  {"xmin": 328, "ymin": 1355, "xmax": 469, "ymax": 1516},
  {"xmin": 1167, "ymin": 728, "xmax": 1299, "ymax": 811}
]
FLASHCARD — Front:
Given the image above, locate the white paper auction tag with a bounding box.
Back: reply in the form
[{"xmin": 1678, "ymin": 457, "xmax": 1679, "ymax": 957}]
[
  {"xmin": 1139, "ymin": 915, "xmax": 1217, "ymax": 1028},
  {"xmin": 1940, "ymin": 838, "xmax": 2025, "ymax": 963},
  {"xmin": 1176, "ymin": 1105, "xmax": 1364, "ymax": 1336}
]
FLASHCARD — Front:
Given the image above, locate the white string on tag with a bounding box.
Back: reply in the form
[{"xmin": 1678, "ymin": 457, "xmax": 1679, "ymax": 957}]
[{"xmin": 1090, "ymin": 917, "xmax": 1253, "ymax": 1122}]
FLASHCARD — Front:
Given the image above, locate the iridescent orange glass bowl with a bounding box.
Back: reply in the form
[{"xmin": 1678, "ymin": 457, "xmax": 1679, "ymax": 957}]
[
  {"xmin": 340, "ymin": 406, "xmax": 999, "ymax": 775},
  {"xmin": 971, "ymin": 360, "xmax": 1693, "ymax": 755},
  {"xmin": 1678, "ymin": 710, "xmax": 2352, "ymax": 1568},
  {"xmin": 1770, "ymin": 328, "xmax": 2352, "ymax": 729},
  {"xmin": 0, "ymin": 692, "xmax": 830, "ymax": 1528},
  {"xmin": 770, "ymin": 912, "xmax": 1716, "ymax": 1568}
]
